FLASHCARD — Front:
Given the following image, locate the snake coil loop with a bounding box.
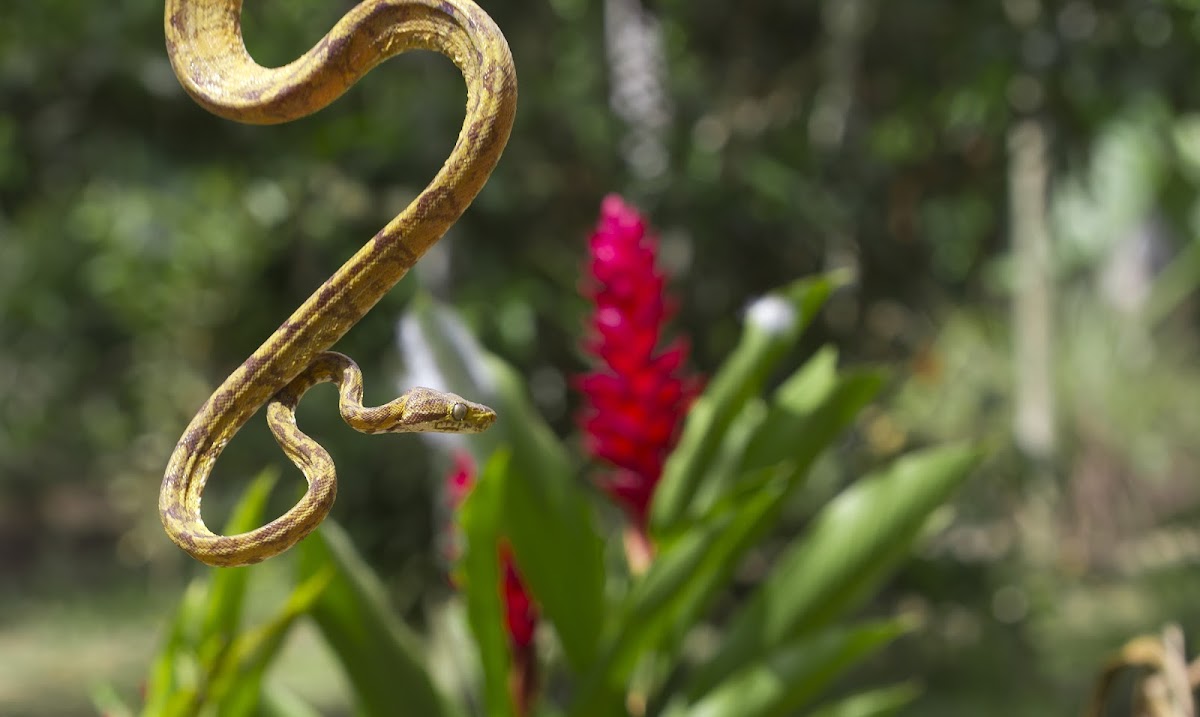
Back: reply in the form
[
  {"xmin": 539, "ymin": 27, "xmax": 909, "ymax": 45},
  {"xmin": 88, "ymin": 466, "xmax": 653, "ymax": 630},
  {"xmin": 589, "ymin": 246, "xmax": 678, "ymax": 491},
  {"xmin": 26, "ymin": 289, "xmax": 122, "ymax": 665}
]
[{"xmin": 158, "ymin": 0, "xmax": 516, "ymax": 567}]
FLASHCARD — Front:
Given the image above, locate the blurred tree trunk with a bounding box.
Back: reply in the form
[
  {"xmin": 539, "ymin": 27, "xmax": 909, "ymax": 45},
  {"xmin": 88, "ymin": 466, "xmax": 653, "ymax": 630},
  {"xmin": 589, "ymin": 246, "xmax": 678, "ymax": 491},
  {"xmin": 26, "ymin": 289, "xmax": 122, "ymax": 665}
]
[
  {"xmin": 604, "ymin": 0, "xmax": 671, "ymax": 184},
  {"xmin": 1008, "ymin": 119, "xmax": 1056, "ymax": 463}
]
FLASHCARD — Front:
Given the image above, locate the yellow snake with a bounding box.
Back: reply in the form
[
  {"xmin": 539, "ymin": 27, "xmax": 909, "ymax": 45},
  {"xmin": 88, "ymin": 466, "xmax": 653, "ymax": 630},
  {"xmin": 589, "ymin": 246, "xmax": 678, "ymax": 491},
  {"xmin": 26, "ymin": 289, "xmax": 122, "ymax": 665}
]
[{"xmin": 158, "ymin": 0, "xmax": 516, "ymax": 567}]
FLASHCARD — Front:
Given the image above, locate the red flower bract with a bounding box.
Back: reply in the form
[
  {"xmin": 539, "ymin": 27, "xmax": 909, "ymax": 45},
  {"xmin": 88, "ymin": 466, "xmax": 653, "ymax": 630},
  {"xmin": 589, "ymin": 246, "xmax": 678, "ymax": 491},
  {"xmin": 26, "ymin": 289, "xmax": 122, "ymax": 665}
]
[
  {"xmin": 576, "ymin": 195, "xmax": 701, "ymax": 525},
  {"xmin": 500, "ymin": 542, "xmax": 537, "ymax": 648}
]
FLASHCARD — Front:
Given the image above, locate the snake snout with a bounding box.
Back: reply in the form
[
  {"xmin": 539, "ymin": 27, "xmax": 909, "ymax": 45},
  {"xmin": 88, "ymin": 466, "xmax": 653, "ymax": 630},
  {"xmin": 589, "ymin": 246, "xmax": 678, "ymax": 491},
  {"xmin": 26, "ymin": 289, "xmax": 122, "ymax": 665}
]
[{"xmin": 472, "ymin": 404, "xmax": 498, "ymax": 432}]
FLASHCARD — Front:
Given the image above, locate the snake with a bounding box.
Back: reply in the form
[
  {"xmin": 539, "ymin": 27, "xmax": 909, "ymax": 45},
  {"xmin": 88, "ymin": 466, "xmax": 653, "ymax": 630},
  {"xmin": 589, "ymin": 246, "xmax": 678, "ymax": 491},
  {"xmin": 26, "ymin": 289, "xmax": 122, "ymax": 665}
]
[{"xmin": 158, "ymin": 0, "xmax": 517, "ymax": 567}]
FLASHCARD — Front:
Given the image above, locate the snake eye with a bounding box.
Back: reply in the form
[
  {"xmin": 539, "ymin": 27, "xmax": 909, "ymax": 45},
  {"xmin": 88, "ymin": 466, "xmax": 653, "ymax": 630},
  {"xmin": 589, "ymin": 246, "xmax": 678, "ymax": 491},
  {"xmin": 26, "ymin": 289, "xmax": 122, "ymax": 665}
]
[{"xmin": 451, "ymin": 402, "xmax": 468, "ymax": 422}]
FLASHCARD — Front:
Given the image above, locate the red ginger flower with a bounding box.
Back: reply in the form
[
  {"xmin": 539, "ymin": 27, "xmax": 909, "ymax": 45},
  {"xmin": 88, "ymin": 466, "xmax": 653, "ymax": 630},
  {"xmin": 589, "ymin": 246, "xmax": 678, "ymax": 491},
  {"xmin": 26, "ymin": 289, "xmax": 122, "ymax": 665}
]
[{"xmin": 577, "ymin": 195, "xmax": 701, "ymax": 526}]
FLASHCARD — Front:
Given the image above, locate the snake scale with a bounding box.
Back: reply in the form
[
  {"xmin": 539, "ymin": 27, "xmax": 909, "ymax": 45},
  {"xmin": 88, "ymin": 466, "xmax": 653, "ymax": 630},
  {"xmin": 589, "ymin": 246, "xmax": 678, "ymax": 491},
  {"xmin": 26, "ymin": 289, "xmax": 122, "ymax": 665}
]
[{"xmin": 158, "ymin": 0, "xmax": 516, "ymax": 567}]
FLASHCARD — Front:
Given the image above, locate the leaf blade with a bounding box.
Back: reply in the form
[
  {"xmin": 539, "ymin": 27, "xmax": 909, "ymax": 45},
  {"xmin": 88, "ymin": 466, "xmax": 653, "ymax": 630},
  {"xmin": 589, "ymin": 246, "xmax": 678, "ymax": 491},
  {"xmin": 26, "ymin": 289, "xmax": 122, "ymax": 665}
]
[
  {"xmin": 688, "ymin": 443, "xmax": 980, "ymax": 695},
  {"xmin": 400, "ymin": 296, "xmax": 607, "ymax": 671},
  {"xmin": 297, "ymin": 521, "xmax": 458, "ymax": 717},
  {"xmin": 684, "ymin": 621, "xmax": 911, "ymax": 717},
  {"xmin": 651, "ymin": 274, "xmax": 843, "ymax": 534},
  {"xmin": 458, "ymin": 450, "xmax": 518, "ymax": 717}
]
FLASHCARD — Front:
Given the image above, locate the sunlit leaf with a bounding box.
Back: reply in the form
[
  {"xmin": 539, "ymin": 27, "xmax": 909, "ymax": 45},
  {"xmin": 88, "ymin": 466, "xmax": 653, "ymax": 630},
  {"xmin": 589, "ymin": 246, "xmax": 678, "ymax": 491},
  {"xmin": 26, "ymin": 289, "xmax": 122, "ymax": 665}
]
[
  {"xmin": 206, "ymin": 568, "xmax": 333, "ymax": 715},
  {"xmin": 89, "ymin": 682, "xmax": 133, "ymax": 717},
  {"xmin": 141, "ymin": 578, "xmax": 206, "ymax": 717},
  {"xmin": 197, "ymin": 468, "xmax": 281, "ymax": 673},
  {"xmin": 260, "ymin": 685, "xmax": 327, "ymax": 717},
  {"xmin": 458, "ymin": 450, "xmax": 518, "ymax": 717},
  {"xmin": 806, "ymin": 683, "xmax": 922, "ymax": 717},
  {"xmin": 684, "ymin": 621, "xmax": 911, "ymax": 717},
  {"xmin": 589, "ymin": 467, "xmax": 787, "ymax": 694},
  {"xmin": 141, "ymin": 469, "xmax": 279, "ymax": 717},
  {"xmin": 401, "ymin": 296, "xmax": 607, "ymax": 672},
  {"xmin": 651, "ymin": 273, "xmax": 846, "ymax": 534},
  {"xmin": 297, "ymin": 521, "xmax": 459, "ymax": 717},
  {"xmin": 688, "ymin": 444, "xmax": 980, "ymax": 695},
  {"xmin": 692, "ymin": 347, "xmax": 884, "ymax": 519}
]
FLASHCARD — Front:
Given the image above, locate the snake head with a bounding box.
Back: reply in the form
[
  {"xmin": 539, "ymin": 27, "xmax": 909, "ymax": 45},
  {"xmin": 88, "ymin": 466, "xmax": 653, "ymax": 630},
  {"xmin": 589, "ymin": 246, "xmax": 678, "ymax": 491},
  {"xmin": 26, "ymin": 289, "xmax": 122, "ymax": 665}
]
[{"xmin": 392, "ymin": 387, "xmax": 497, "ymax": 434}]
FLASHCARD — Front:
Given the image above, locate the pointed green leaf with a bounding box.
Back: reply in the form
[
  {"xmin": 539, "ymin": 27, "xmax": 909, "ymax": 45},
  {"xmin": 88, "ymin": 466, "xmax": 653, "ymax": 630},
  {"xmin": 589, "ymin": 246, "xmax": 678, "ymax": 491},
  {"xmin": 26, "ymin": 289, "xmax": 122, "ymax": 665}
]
[
  {"xmin": 596, "ymin": 468, "xmax": 788, "ymax": 688},
  {"xmin": 459, "ymin": 450, "xmax": 518, "ymax": 717},
  {"xmin": 157, "ymin": 689, "xmax": 199, "ymax": 717},
  {"xmin": 651, "ymin": 274, "xmax": 844, "ymax": 534},
  {"xmin": 206, "ymin": 568, "xmax": 333, "ymax": 715},
  {"xmin": 806, "ymin": 683, "xmax": 921, "ymax": 717},
  {"xmin": 684, "ymin": 621, "xmax": 910, "ymax": 717},
  {"xmin": 689, "ymin": 348, "xmax": 884, "ymax": 521},
  {"xmin": 260, "ymin": 685, "xmax": 327, "ymax": 717},
  {"xmin": 738, "ymin": 349, "xmax": 867, "ymax": 474},
  {"xmin": 401, "ymin": 296, "xmax": 606, "ymax": 671},
  {"xmin": 142, "ymin": 578, "xmax": 207, "ymax": 716},
  {"xmin": 490, "ymin": 354, "xmax": 606, "ymax": 673},
  {"xmin": 696, "ymin": 344, "xmax": 841, "ymax": 510},
  {"xmin": 197, "ymin": 468, "xmax": 281, "ymax": 668},
  {"xmin": 689, "ymin": 444, "xmax": 980, "ymax": 694},
  {"xmin": 1145, "ymin": 239, "xmax": 1200, "ymax": 327},
  {"xmin": 89, "ymin": 682, "xmax": 133, "ymax": 717},
  {"xmin": 688, "ymin": 398, "xmax": 769, "ymax": 516},
  {"xmin": 141, "ymin": 470, "xmax": 279, "ymax": 717},
  {"xmin": 297, "ymin": 521, "xmax": 459, "ymax": 717}
]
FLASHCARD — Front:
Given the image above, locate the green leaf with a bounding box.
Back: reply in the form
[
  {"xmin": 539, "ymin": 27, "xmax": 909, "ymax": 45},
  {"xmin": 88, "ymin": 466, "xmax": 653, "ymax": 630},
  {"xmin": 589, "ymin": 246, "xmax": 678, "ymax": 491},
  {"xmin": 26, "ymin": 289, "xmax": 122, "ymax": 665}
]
[
  {"xmin": 688, "ymin": 444, "xmax": 980, "ymax": 695},
  {"xmin": 141, "ymin": 469, "xmax": 280, "ymax": 717},
  {"xmin": 458, "ymin": 450, "xmax": 518, "ymax": 717},
  {"xmin": 89, "ymin": 682, "xmax": 134, "ymax": 717},
  {"xmin": 692, "ymin": 348, "xmax": 884, "ymax": 520},
  {"xmin": 206, "ymin": 568, "xmax": 333, "ymax": 716},
  {"xmin": 490, "ymin": 354, "xmax": 607, "ymax": 673},
  {"xmin": 737, "ymin": 367, "xmax": 885, "ymax": 501},
  {"xmin": 651, "ymin": 274, "xmax": 844, "ymax": 534},
  {"xmin": 593, "ymin": 468, "xmax": 788, "ymax": 690},
  {"xmin": 297, "ymin": 521, "xmax": 459, "ymax": 717},
  {"xmin": 402, "ymin": 296, "xmax": 606, "ymax": 672},
  {"xmin": 260, "ymin": 685, "xmax": 327, "ymax": 717},
  {"xmin": 684, "ymin": 621, "xmax": 910, "ymax": 717},
  {"xmin": 685, "ymin": 346, "xmax": 838, "ymax": 517},
  {"xmin": 805, "ymin": 683, "xmax": 922, "ymax": 717},
  {"xmin": 142, "ymin": 578, "xmax": 207, "ymax": 717},
  {"xmin": 197, "ymin": 468, "xmax": 281, "ymax": 672},
  {"xmin": 765, "ymin": 367, "xmax": 885, "ymax": 467},
  {"xmin": 1145, "ymin": 238, "xmax": 1200, "ymax": 327},
  {"xmin": 687, "ymin": 398, "xmax": 768, "ymax": 516},
  {"xmin": 738, "ymin": 346, "xmax": 840, "ymax": 472}
]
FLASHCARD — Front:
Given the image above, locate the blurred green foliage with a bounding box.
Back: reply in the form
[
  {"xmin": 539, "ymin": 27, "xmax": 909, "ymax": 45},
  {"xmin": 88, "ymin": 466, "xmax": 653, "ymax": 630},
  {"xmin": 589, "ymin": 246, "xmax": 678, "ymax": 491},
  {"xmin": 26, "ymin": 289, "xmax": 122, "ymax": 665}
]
[{"xmin": 5, "ymin": 0, "xmax": 1200, "ymax": 714}]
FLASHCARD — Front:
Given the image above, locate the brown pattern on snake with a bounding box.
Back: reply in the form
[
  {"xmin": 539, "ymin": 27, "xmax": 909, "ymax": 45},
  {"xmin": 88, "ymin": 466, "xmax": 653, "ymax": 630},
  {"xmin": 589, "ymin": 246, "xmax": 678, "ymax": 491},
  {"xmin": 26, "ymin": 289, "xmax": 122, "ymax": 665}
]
[{"xmin": 159, "ymin": 0, "xmax": 515, "ymax": 567}]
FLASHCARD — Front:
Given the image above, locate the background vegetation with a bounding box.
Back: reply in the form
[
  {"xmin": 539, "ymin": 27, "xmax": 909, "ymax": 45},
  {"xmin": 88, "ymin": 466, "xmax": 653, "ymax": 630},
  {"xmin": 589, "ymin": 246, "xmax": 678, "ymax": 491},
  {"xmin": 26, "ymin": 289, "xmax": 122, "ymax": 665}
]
[{"xmin": 4, "ymin": 0, "xmax": 1200, "ymax": 714}]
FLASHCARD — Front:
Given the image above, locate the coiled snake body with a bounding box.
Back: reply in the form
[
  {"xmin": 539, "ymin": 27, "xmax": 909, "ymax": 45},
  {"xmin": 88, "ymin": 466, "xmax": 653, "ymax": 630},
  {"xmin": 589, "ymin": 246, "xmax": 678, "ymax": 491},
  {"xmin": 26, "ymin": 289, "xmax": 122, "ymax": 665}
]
[{"xmin": 159, "ymin": 0, "xmax": 516, "ymax": 567}]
